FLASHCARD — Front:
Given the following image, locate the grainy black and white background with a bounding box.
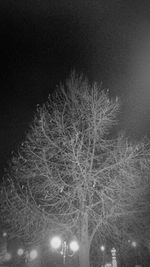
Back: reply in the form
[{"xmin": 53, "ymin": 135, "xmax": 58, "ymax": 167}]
[{"xmin": 1, "ymin": 0, "xmax": 150, "ymax": 177}]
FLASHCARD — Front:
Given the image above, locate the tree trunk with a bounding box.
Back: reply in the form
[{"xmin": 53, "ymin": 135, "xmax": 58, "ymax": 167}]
[{"xmin": 79, "ymin": 212, "xmax": 90, "ymax": 267}]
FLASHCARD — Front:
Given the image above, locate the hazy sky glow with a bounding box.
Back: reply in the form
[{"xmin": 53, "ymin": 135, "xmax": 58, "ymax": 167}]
[{"xmin": 1, "ymin": 0, "xmax": 150, "ymax": 175}]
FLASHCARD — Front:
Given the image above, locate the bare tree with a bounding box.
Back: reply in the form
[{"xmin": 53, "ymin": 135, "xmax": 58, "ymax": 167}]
[{"xmin": 1, "ymin": 72, "xmax": 150, "ymax": 267}]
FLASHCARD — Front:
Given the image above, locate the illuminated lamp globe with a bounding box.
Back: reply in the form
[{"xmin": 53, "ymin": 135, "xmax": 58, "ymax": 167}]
[
  {"xmin": 69, "ymin": 240, "xmax": 79, "ymax": 252},
  {"xmin": 5, "ymin": 252, "xmax": 11, "ymax": 261},
  {"xmin": 100, "ymin": 245, "xmax": 105, "ymax": 251},
  {"xmin": 50, "ymin": 236, "xmax": 62, "ymax": 249},
  {"xmin": 3, "ymin": 232, "xmax": 7, "ymax": 237},
  {"xmin": 131, "ymin": 241, "xmax": 137, "ymax": 247},
  {"xmin": 17, "ymin": 248, "xmax": 24, "ymax": 256},
  {"xmin": 29, "ymin": 249, "xmax": 38, "ymax": 260}
]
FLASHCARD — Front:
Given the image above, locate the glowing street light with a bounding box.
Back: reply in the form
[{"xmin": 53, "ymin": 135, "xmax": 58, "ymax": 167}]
[
  {"xmin": 50, "ymin": 236, "xmax": 62, "ymax": 250},
  {"xmin": 131, "ymin": 241, "xmax": 137, "ymax": 248},
  {"xmin": 17, "ymin": 248, "xmax": 24, "ymax": 256},
  {"xmin": 2, "ymin": 232, "xmax": 7, "ymax": 237},
  {"xmin": 100, "ymin": 245, "xmax": 105, "ymax": 252},
  {"xmin": 131, "ymin": 241, "xmax": 139, "ymax": 265},
  {"xmin": 50, "ymin": 236, "xmax": 79, "ymax": 264},
  {"xmin": 16, "ymin": 247, "xmax": 38, "ymax": 265},
  {"xmin": 5, "ymin": 252, "xmax": 12, "ymax": 261},
  {"xmin": 69, "ymin": 240, "xmax": 79, "ymax": 252},
  {"xmin": 29, "ymin": 249, "xmax": 38, "ymax": 261},
  {"xmin": 100, "ymin": 245, "xmax": 105, "ymax": 267}
]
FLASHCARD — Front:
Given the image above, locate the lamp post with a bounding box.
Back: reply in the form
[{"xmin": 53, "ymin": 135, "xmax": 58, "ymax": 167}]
[
  {"xmin": 50, "ymin": 236, "xmax": 79, "ymax": 265},
  {"xmin": 100, "ymin": 245, "xmax": 105, "ymax": 267},
  {"xmin": 2, "ymin": 231, "xmax": 10, "ymax": 262},
  {"xmin": 131, "ymin": 241, "xmax": 138, "ymax": 265}
]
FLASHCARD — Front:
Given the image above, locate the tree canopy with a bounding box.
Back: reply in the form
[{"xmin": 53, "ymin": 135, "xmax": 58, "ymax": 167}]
[{"xmin": 1, "ymin": 72, "xmax": 150, "ymax": 266}]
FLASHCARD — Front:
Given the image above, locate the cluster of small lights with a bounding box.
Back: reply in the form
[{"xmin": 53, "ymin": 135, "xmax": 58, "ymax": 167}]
[
  {"xmin": 4, "ymin": 231, "xmax": 137, "ymax": 263},
  {"xmin": 128, "ymin": 240, "xmax": 137, "ymax": 248},
  {"xmin": 2, "ymin": 231, "xmax": 79, "ymax": 263},
  {"xmin": 16, "ymin": 248, "xmax": 38, "ymax": 261}
]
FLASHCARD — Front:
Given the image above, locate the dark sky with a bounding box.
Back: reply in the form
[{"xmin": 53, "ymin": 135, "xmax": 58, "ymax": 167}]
[{"xmin": 1, "ymin": 0, "xmax": 150, "ymax": 176}]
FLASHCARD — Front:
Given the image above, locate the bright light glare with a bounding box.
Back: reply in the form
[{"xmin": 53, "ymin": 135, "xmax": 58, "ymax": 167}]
[
  {"xmin": 50, "ymin": 236, "xmax": 62, "ymax": 249},
  {"xmin": 29, "ymin": 249, "xmax": 38, "ymax": 260},
  {"xmin": 131, "ymin": 241, "xmax": 137, "ymax": 247},
  {"xmin": 17, "ymin": 248, "xmax": 24, "ymax": 256},
  {"xmin": 69, "ymin": 240, "xmax": 79, "ymax": 252},
  {"xmin": 3, "ymin": 232, "xmax": 7, "ymax": 237},
  {"xmin": 100, "ymin": 245, "xmax": 105, "ymax": 251},
  {"xmin": 5, "ymin": 252, "xmax": 11, "ymax": 261}
]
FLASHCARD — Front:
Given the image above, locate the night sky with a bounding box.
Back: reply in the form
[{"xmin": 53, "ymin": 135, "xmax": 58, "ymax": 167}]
[{"xmin": 1, "ymin": 0, "xmax": 150, "ymax": 177}]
